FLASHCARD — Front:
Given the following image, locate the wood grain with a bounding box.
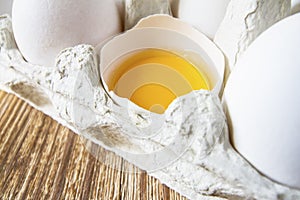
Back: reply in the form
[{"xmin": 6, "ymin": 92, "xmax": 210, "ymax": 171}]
[{"xmin": 0, "ymin": 91, "xmax": 187, "ymax": 200}]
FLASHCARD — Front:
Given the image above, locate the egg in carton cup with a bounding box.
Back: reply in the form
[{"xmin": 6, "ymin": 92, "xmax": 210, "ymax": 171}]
[
  {"xmin": 1, "ymin": 0, "xmax": 300, "ymax": 199},
  {"xmin": 94, "ymin": 14, "xmax": 224, "ymax": 170}
]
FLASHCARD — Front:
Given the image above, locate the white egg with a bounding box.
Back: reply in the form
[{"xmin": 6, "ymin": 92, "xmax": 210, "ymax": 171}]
[
  {"xmin": 12, "ymin": 0, "xmax": 122, "ymax": 67},
  {"xmin": 176, "ymin": 0, "xmax": 230, "ymax": 39},
  {"xmin": 223, "ymin": 13, "xmax": 300, "ymax": 189}
]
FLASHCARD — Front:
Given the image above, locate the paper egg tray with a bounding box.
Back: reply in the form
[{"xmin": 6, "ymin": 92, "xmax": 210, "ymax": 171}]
[{"xmin": 1, "ymin": 5, "xmax": 299, "ymax": 200}]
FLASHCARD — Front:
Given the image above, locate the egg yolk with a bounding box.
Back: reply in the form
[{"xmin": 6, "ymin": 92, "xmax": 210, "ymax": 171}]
[{"xmin": 104, "ymin": 48, "xmax": 210, "ymax": 114}]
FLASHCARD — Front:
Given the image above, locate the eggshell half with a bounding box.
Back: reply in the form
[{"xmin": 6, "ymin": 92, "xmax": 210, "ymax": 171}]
[
  {"xmin": 101, "ymin": 15, "xmax": 225, "ymax": 97},
  {"xmin": 12, "ymin": 0, "xmax": 122, "ymax": 67},
  {"xmin": 223, "ymin": 13, "xmax": 300, "ymax": 189}
]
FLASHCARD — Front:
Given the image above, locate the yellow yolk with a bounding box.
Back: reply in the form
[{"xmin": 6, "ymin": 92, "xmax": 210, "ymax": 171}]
[{"xmin": 104, "ymin": 49, "xmax": 210, "ymax": 114}]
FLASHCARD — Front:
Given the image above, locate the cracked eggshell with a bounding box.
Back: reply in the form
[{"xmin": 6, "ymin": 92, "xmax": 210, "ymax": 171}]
[
  {"xmin": 12, "ymin": 0, "xmax": 122, "ymax": 67},
  {"xmin": 223, "ymin": 13, "xmax": 300, "ymax": 189},
  {"xmin": 100, "ymin": 15, "xmax": 225, "ymax": 100},
  {"xmin": 176, "ymin": 0, "xmax": 231, "ymax": 39}
]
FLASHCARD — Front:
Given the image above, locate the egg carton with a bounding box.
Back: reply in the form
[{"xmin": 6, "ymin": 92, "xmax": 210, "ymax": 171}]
[{"xmin": 1, "ymin": 0, "xmax": 300, "ymax": 199}]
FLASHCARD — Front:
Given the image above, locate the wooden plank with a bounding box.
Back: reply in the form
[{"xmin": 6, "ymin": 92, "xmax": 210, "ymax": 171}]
[{"xmin": 0, "ymin": 91, "xmax": 187, "ymax": 200}]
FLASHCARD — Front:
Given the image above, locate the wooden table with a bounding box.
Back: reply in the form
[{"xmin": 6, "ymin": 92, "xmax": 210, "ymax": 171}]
[{"xmin": 0, "ymin": 91, "xmax": 187, "ymax": 200}]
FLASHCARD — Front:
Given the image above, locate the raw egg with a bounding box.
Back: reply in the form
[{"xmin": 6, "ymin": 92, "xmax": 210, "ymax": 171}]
[
  {"xmin": 100, "ymin": 17, "xmax": 225, "ymax": 114},
  {"xmin": 104, "ymin": 48, "xmax": 210, "ymax": 114}
]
